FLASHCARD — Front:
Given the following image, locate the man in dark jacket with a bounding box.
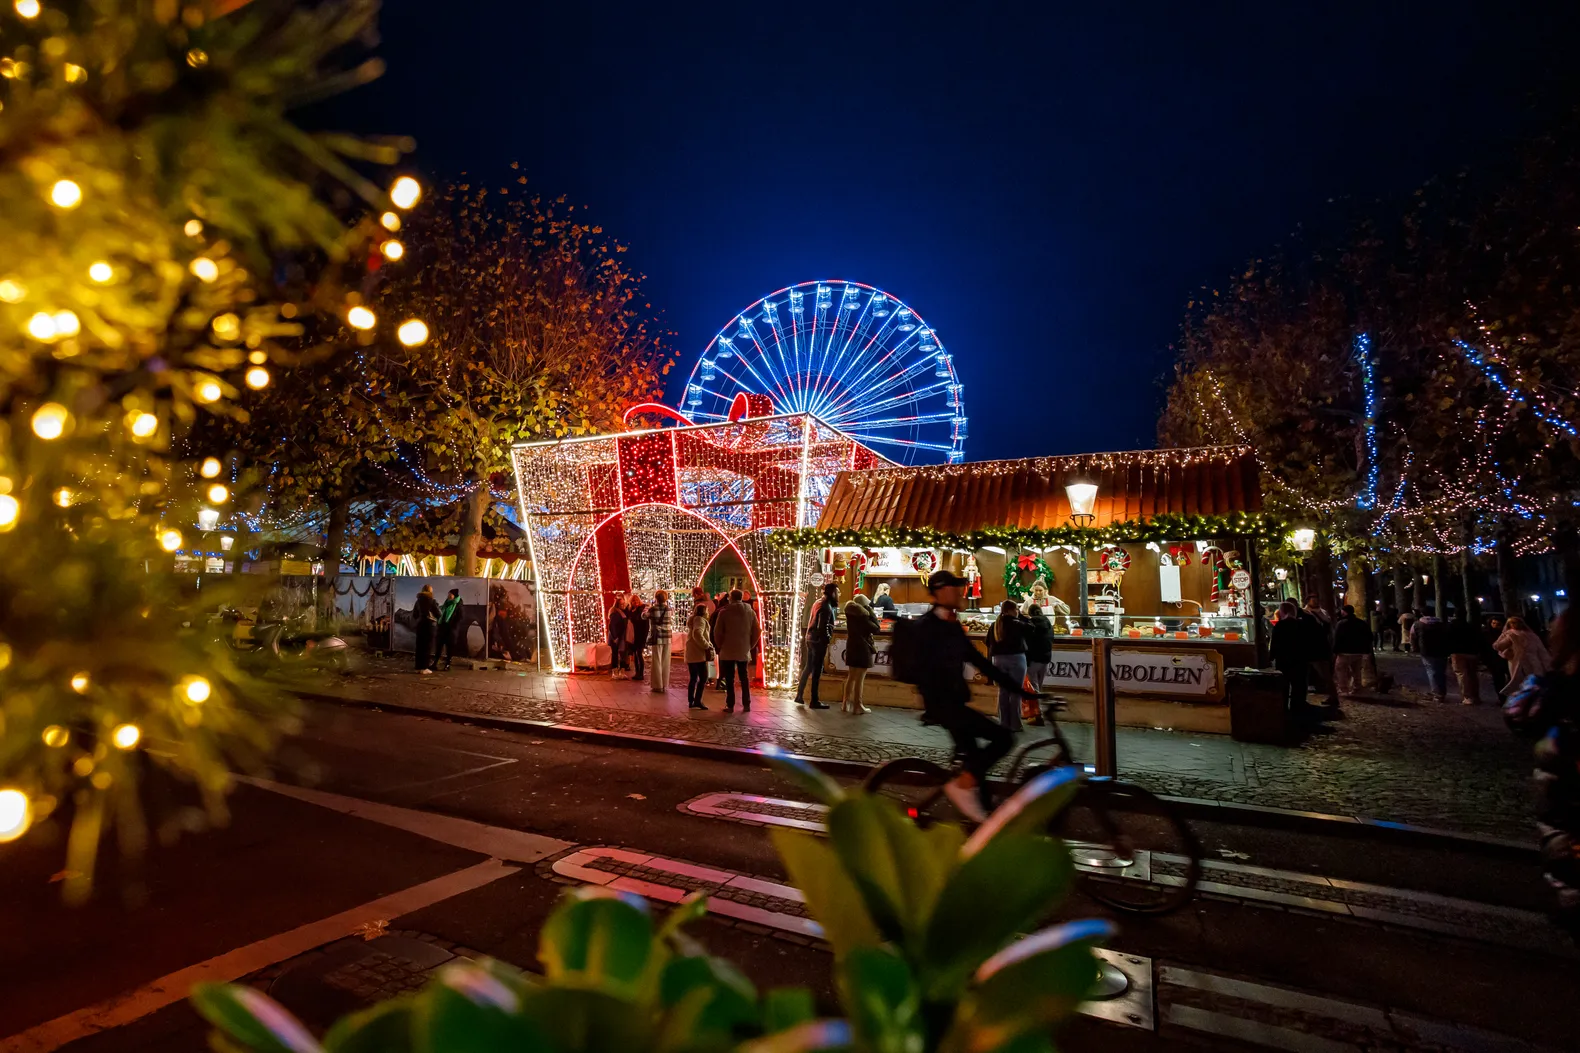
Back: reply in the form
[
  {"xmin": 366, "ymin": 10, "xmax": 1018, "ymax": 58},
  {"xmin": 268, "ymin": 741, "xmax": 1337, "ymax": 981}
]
[
  {"xmin": 1331, "ymin": 604, "xmax": 1373, "ymax": 699},
  {"xmin": 1270, "ymin": 601, "xmax": 1312, "ymax": 716},
  {"xmin": 1024, "ymin": 604, "xmax": 1055, "ymax": 698},
  {"xmin": 794, "ymin": 582, "xmax": 839, "ymax": 709},
  {"xmin": 1411, "ymin": 614, "xmax": 1451, "ymax": 702},
  {"xmin": 713, "ymin": 589, "xmax": 760, "ymax": 712},
  {"xmin": 1302, "ymin": 598, "xmax": 1338, "ymax": 705},
  {"xmin": 913, "ymin": 570, "xmax": 1040, "ymax": 820},
  {"xmin": 1448, "ymin": 617, "xmax": 1484, "ymax": 705}
]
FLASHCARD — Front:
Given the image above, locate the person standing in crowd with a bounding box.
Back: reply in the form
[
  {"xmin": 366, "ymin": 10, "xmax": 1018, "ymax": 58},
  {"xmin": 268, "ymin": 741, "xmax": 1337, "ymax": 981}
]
[
  {"xmin": 1502, "ymin": 608, "xmax": 1580, "ymax": 941},
  {"xmin": 709, "ymin": 594, "xmax": 728, "ymax": 689},
  {"xmin": 1484, "ymin": 616, "xmax": 1511, "ymax": 702},
  {"xmin": 1399, "ymin": 608, "xmax": 1418, "ymax": 653},
  {"xmin": 1331, "ymin": 603, "xmax": 1372, "ymax": 700},
  {"xmin": 1411, "ymin": 611, "xmax": 1451, "ymax": 702},
  {"xmin": 1024, "ymin": 602, "xmax": 1055, "ymax": 698},
  {"xmin": 1448, "ymin": 616, "xmax": 1485, "ymax": 705},
  {"xmin": 1381, "ymin": 604, "xmax": 1400, "ymax": 652},
  {"xmin": 606, "ymin": 595, "xmax": 628, "ymax": 678},
  {"xmin": 412, "ymin": 584, "xmax": 441, "ymax": 674},
  {"xmin": 841, "ymin": 590, "xmax": 880, "ymax": 714},
  {"xmin": 986, "ymin": 599, "xmax": 1029, "ymax": 732},
  {"xmin": 795, "ymin": 582, "xmax": 839, "ymax": 709},
  {"xmin": 714, "ymin": 589, "xmax": 760, "ymax": 712},
  {"xmin": 1271, "ymin": 601, "xmax": 1311, "ymax": 717},
  {"xmin": 434, "ymin": 588, "xmax": 463, "ymax": 671},
  {"xmin": 1302, "ymin": 597, "xmax": 1338, "ymax": 706},
  {"xmin": 1496, "ymin": 616, "xmax": 1553, "ymax": 696},
  {"xmin": 684, "ymin": 601, "xmax": 713, "ymax": 710},
  {"xmin": 872, "ymin": 582, "xmax": 897, "ymax": 616},
  {"xmin": 648, "ymin": 589, "xmax": 672, "ymax": 692},
  {"xmin": 627, "ymin": 593, "xmax": 649, "ymax": 683},
  {"xmin": 691, "ymin": 586, "xmax": 713, "ymax": 618}
]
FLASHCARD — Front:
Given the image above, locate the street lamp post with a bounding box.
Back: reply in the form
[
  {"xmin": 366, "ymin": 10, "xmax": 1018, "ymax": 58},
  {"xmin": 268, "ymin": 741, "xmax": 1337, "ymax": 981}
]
[{"xmin": 1066, "ymin": 481, "xmax": 1097, "ymax": 619}]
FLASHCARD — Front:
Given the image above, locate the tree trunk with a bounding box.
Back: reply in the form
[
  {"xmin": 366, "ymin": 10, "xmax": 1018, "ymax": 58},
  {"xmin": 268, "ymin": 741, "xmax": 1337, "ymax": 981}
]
[
  {"xmin": 1496, "ymin": 521, "xmax": 1521, "ymax": 619},
  {"xmin": 1310, "ymin": 545, "xmax": 1336, "ymax": 612},
  {"xmin": 1409, "ymin": 560, "xmax": 1423, "ymax": 613},
  {"xmin": 1344, "ymin": 553, "xmax": 1370, "ymax": 615},
  {"xmin": 455, "ymin": 468, "xmax": 487, "ymax": 578},
  {"xmin": 1458, "ymin": 550, "xmax": 1475, "ymax": 624},
  {"xmin": 1430, "ymin": 554, "xmax": 1446, "ymax": 618},
  {"xmin": 1391, "ymin": 562, "xmax": 1409, "ymax": 613},
  {"xmin": 323, "ymin": 495, "xmax": 349, "ymax": 585}
]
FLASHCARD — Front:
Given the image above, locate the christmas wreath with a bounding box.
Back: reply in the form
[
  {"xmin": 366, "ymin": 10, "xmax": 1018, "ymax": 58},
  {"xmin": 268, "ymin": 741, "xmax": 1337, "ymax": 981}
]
[
  {"xmin": 1098, "ymin": 546, "xmax": 1131, "ymax": 572},
  {"xmin": 909, "ymin": 549, "xmax": 938, "ymax": 576},
  {"xmin": 1003, "ymin": 551, "xmax": 1056, "ymax": 601}
]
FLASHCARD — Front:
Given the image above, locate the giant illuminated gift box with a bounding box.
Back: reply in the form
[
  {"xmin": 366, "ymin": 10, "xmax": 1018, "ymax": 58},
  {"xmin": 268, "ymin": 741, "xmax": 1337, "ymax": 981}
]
[{"xmin": 510, "ymin": 398, "xmax": 887, "ymax": 686}]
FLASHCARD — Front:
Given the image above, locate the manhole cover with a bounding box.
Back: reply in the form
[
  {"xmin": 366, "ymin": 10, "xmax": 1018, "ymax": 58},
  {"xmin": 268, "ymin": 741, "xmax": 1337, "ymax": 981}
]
[{"xmin": 269, "ymin": 936, "xmax": 456, "ymax": 1023}]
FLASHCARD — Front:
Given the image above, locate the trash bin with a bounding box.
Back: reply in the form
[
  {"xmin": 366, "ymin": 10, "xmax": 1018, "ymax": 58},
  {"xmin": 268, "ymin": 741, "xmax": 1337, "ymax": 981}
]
[{"xmin": 1227, "ymin": 668, "xmax": 1291, "ymax": 745}]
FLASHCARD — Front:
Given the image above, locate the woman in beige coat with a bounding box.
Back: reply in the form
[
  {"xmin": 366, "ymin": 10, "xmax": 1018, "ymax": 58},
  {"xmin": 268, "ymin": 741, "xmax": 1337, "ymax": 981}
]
[
  {"xmin": 684, "ymin": 602, "xmax": 714, "ymax": 710},
  {"xmin": 1494, "ymin": 616, "xmax": 1552, "ymax": 695}
]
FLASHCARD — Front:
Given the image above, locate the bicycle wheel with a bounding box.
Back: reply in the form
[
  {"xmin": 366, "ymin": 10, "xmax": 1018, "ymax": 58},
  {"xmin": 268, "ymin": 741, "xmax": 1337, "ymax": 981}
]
[
  {"xmin": 1053, "ymin": 778, "xmax": 1201, "ymax": 915},
  {"xmin": 862, "ymin": 758, "xmax": 961, "ymax": 827}
]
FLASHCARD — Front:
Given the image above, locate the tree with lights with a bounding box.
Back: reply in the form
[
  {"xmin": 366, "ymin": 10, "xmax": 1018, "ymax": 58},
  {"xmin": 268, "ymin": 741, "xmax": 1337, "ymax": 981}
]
[
  {"xmin": 370, "ymin": 176, "xmax": 673, "ymax": 574},
  {"xmin": 0, "ymin": 0, "xmax": 417, "ymax": 898}
]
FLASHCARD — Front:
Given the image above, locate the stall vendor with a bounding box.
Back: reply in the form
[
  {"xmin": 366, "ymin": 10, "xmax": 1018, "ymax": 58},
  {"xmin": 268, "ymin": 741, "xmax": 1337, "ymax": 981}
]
[{"xmin": 872, "ymin": 582, "xmax": 898, "ymax": 615}]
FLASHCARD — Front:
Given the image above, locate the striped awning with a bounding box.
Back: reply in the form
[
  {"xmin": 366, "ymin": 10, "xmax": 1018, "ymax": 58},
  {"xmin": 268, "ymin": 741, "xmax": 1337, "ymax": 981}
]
[{"xmin": 815, "ymin": 446, "xmax": 1261, "ymax": 532}]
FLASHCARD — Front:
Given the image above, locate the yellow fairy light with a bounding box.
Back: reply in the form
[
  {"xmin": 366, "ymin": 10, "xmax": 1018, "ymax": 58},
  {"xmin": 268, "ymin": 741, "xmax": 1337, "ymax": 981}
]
[
  {"xmin": 397, "ymin": 319, "xmax": 429, "ymax": 346},
  {"xmin": 52, "ymin": 310, "xmax": 79, "ymax": 336},
  {"xmin": 380, "ymin": 239, "xmax": 404, "ymax": 261},
  {"xmin": 69, "ymin": 672, "xmax": 90, "ymax": 693},
  {"xmin": 26, "ymin": 312, "xmax": 57, "ymax": 341},
  {"xmin": 184, "ymin": 219, "xmax": 204, "ymax": 237},
  {"xmin": 0, "ymin": 279, "xmax": 24, "ymax": 302},
  {"xmin": 181, "ymin": 676, "xmax": 212, "ymax": 704},
  {"xmin": 42, "ymin": 725, "xmax": 69, "ymax": 748},
  {"xmin": 0, "ymin": 789, "xmax": 30, "ymax": 844},
  {"xmin": 195, "ymin": 379, "xmax": 222, "ymax": 403},
  {"xmin": 185, "ymin": 48, "xmax": 208, "ymax": 68},
  {"xmin": 159, "ymin": 528, "xmax": 183, "ymax": 552},
  {"xmin": 389, "ymin": 176, "xmax": 421, "ymax": 210},
  {"xmin": 248, "ymin": 350, "xmax": 267, "ymax": 365},
  {"xmin": 88, "ymin": 261, "xmax": 113, "ymax": 283},
  {"xmin": 200, "ymin": 457, "xmax": 222, "ymax": 478},
  {"xmin": 129, "ymin": 411, "xmax": 158, "ymax": 437},
  {"xmin": 190, "ymin": 257, "xmax": 219, "ymax": 282},
  {"xmin": 380, "ymin": 211, "xmax": 401, "ymax": 232},
  {"xmin": 0, "ymin": 641, "xmax": 10, "ymax": 668},
  {"xmin": 346, "ymin": 305, "xmax": 376, "ymax": 330},
  {"xmin": 206, "ymin": 483, "xmax": 228, "ymax": 503},
  {"xmin": 49, "ymin": 179, "xmax": 82, "ymax": 209},
  {"xmin": 211, "ymin": 312, "xmax": 240, "ymax": 340},
  {"xmin": 63, "ymin": 63, "xmax": 86, "ymax": 83},
  {"xmin": 53, "ymin": 487, "xmax": 72, "ymax": 507},
  {"xmin": 0, "ymin": 494, "xmax": 17, "ymax": 530},
  {"xmin": 244, "ymin": 365, "xmax": 270, "ymax": 390},
  {"xmin": 31, "ymin": 402, "xmax": 69, "ymax": 439},
  {"xmin": 111, "ymin": 723, "xmax": 140, "ymax": 750},
  {"xmin": 14, "ymin": 0, "xmax": 41, "ymax": 19}
]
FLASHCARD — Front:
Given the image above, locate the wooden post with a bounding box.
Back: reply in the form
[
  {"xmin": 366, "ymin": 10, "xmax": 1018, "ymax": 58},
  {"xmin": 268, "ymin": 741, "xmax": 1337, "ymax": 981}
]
[{"xmin": 1091, "ymin": 636, "xmax": 1116, "ymax": 778}]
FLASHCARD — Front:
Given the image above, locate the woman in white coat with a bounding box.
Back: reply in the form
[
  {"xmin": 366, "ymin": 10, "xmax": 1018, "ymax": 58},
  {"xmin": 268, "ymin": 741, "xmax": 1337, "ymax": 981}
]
[{"xmin": 1494, "ymin": 616, "xmax": 1552, "ymax": 695}]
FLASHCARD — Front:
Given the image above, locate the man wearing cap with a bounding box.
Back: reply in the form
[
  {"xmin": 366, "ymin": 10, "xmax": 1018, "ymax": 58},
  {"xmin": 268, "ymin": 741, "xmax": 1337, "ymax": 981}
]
[{"xmin": 914, "ymin": 568, "xmax": 1041, "ymax": 820}]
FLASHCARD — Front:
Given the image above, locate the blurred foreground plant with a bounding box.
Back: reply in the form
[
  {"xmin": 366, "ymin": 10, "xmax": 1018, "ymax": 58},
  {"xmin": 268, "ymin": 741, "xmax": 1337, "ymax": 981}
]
[
  {"xmin": 0, "ymin": 0, "xmax": 414, "ymax": 898},
  {"xmin": 191, "ymin": 753, "xmax": 1109, "ymax": 1053}
]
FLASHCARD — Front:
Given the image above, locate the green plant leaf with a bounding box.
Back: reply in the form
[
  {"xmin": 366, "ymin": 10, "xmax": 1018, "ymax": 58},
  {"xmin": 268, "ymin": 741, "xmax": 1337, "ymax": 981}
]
[
  {"xmin": 825, "ymin": 795, "xmax": 964, "ymax": 947},
  {"xmin": 322, "ymin": 997, "xmax": 415, "ymax": 1053},
  {"xmin": 518, "ymin": 986, "xmax": 654, "ymax": 1052},
  {"xmin": 657, "ymin": 890, "xmax": 710, "ymax": 945},
  {"xmin": 658, "ymin": 954, "xmax": 761, "ymax": 1043},
  {"xmin": 190, "ymin": 984, "xmax": 322, "ymax": 1053},
  {"xmin": 839, "ymin": 947, "xmax": 923, "ymax": 1053},
  {"xmin": 959, "ymin": 767, "xmax": 1083, "ymax": 861},
  {"xmin": 920, "ymin": 834, "xmax": 1075, "ymax": 999},
  {"xmin": 943, "ymin": 921, "xmax": 1113, "ymax": 1053},
  {"xmin": 412, "ymin": 965, "xmax": 544, "ymax": 1053},
  {"xmin": 770, "ymin": 828, "xmax": 881, "ymax": 959},
  {"xmin": 762, "ymin": 988, "xmax": 817, "ymax": 1033},
  {"xmin": 759, "ymin": 743, "xmax": 846, "ymax": 805},
  {"xmin": 538, "ymin": 887, "xmax": 659, "ymax": 1000}
]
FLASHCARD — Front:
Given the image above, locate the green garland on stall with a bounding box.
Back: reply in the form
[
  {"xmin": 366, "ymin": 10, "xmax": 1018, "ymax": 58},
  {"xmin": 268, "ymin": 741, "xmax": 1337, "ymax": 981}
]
[{"xmin": 764, "ymin": 512, "xmax": 1289, "ymax": 552}]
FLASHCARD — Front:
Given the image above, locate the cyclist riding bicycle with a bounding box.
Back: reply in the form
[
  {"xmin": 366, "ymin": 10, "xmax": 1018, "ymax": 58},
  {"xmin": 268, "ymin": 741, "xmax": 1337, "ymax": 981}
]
[{"xmin": 910, "ymin": 569, "xmax": 1043, "ymax": 821}]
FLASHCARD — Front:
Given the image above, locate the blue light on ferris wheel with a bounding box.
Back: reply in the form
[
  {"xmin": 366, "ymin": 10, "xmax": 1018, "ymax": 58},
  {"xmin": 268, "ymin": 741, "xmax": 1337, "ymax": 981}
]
[{"xmin": 680, "ymin": 280, "xmax": 968, "ymax": 466}]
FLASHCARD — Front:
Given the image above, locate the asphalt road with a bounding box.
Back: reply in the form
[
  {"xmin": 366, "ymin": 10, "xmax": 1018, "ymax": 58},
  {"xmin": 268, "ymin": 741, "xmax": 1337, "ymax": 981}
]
[{"xmin": 3, "ymin": 701, "xmax": 1576, "ymax": 1053}]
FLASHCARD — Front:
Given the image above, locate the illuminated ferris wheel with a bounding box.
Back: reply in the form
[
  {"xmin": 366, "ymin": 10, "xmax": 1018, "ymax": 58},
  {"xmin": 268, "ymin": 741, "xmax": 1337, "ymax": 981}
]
[{"xmin": 681, "ymin": 280, "xmax": 966, "ymax": 464}]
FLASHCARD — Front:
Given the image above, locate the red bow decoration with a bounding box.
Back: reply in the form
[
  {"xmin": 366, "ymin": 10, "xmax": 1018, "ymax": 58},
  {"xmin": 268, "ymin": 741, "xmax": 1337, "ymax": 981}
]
[{"xmin": 1017, "ymin": 553, "xmax": 1038, "ymax": 571}]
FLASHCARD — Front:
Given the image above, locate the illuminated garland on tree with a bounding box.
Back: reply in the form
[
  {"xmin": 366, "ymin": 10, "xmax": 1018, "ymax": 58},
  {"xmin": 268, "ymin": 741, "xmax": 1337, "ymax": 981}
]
[{"xmin": 766, "ymin": 512, "xmax": 1289, "ymax": 553}]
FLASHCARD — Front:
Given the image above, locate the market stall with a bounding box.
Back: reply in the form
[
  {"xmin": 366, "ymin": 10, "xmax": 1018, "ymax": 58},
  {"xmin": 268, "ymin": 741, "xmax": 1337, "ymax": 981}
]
[{"xmin": 779, "ymin": 446, "xmax": 1280, "ymax": 733}]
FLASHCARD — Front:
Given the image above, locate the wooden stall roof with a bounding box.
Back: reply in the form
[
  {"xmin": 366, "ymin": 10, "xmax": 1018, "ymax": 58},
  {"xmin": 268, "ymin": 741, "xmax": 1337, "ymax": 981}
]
[{"xmin": 815, "ymin": 446, "xmax": 1262, "ymax": 532}]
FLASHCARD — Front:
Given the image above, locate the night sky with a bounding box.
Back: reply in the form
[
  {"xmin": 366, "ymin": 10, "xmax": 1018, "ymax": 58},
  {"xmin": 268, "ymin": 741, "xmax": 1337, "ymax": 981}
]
[{"xmin": 332, "ymin": 1, "xmax": 1578, "ymax": 462}]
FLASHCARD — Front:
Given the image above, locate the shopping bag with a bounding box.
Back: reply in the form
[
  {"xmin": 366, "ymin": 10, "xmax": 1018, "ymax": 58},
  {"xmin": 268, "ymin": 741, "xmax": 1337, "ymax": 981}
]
[
  {"xmin": 1022, "ymin": 675, "xmax": 1041, "ymax": 724},
  {"xmin": 706, "ymin": 659, "xmax": 718, "ymax": 680}
]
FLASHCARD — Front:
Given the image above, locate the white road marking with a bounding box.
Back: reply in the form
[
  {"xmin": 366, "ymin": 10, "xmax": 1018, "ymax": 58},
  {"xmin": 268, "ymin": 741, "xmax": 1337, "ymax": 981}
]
[
  {"xmin": 2, "ymin": 859, "xmax": 518, "ymax": 1053},
  {"xmin": 1163, "ymin": 1003, "xmax": 1359, "ymax": 1053},
  {"xmin": 241, "ymin": 778, "xmax": 571, "ymax": 863}
]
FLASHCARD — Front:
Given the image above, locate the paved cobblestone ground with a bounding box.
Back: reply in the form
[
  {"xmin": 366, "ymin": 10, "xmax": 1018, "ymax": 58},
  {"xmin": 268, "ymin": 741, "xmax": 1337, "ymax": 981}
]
[{"xmin": 309, "ymin": 651, "xmax": 1534, "ymax": 839}]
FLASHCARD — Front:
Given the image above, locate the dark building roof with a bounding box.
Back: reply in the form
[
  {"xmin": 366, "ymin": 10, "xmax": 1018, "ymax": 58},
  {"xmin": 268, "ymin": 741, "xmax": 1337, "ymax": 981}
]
[{"xmin": 815, "ymin": 446, "xmax": 1261, "ymax": 532}]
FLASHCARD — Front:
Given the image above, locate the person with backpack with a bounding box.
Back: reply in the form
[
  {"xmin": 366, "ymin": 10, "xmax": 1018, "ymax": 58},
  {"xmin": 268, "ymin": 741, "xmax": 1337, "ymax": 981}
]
[
  {"xmin": 794, "ymin": 582, "xmax": 838, "ymax": 709},
  {"xmin": 890, "ymin": 569, "xmax": 1041, "ymax": 822},
  {"xmin": 1503, "ymin": 608, "xmax": 1580, "ymax": 941}
]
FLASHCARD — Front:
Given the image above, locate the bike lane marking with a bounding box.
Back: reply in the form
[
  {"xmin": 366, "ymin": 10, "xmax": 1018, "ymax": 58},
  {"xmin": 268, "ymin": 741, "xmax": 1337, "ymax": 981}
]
[{"xmin": 2, "ymin": 859, "xmax": 518, "ymax": 1053}]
